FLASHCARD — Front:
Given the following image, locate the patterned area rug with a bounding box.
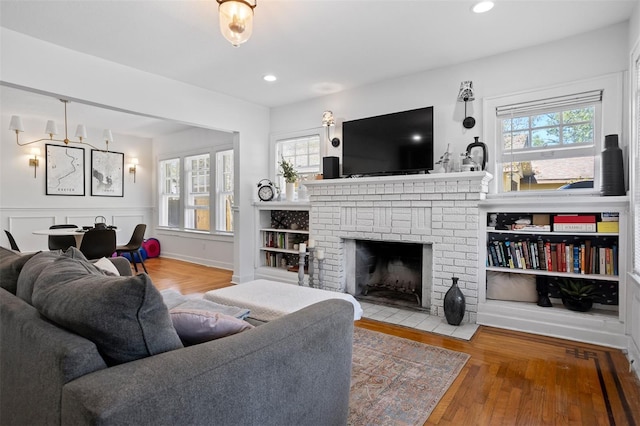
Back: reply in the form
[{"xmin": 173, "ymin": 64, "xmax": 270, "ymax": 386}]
[{"xmin": 349, "ymin": 327, "xmax": 470, "ymax": 425}]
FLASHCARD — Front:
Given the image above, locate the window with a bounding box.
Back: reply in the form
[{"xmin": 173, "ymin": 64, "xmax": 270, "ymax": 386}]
[
  {"xmin": 497, "ymin": 91, "xmax": 601, "ymax": 193},
  {"xmin": 484, "ymin": 74, "xmax": 622, "ymax": 195},
  {"xmin": 159, "ymin": 158, "xmax": 180, "ymax": 227},
  {"xmin": 274, "ymin": 134, "xmax": 321, "ymax": 191},
  {"xmin": 158, "ymin": 149, "xmax": 234, "ymax": 234},
  {"xmin": 185, "ymin": 154, "xmax": 210, "ymax": 231},
  {"xmin": 216, "ymin": 149, "xmax": 234, "ymax": 232}
]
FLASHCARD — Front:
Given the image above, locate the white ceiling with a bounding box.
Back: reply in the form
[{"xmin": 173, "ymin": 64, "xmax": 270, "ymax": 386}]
[{"xmin": 1, "ymin": 0, "xmax": 637, "ymax": 137}]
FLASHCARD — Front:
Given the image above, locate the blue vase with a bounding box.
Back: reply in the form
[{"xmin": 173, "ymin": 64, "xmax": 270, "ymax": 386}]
[{"xmin": 444, "ymin": 277, "xmax": 465, "ymax": 325}]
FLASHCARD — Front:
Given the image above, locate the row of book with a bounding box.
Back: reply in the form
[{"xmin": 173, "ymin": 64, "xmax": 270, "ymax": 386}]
[
  {"xmin": 263, "ymin": 232, "xmax": 288, "ymax": 249},
  {"xmin": 487, "ymin": 239, "xmax": 618, "ymax": 275}
]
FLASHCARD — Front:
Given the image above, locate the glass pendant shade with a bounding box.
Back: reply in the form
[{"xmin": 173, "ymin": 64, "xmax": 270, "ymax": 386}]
[
  {"xmin": 218, "ymin": 0, "xmax": 254, "ymax": 47},
  {"xmin": 45, "ymin": 120, "xmax": 59, "ymax": 136},
  {"xmin": 9, "ymin": 115, "xmax": 24, "ymax": 132}
]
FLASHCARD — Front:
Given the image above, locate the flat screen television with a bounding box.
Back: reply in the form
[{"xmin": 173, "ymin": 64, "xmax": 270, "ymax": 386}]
[{"xmin": 342, "ymin": 106, "xmax": 434, "ymax": 177}]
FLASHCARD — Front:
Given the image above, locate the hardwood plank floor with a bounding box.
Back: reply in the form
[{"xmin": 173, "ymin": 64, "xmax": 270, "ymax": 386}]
[{"xmin": 143, "ymin": 257, "xmax": 640, "ymax": 425}]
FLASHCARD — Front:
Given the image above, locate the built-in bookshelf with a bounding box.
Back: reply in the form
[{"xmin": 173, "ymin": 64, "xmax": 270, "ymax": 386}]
[
  {"xmin": 254, "ymin": 202, "xmax": 310, "ymax": 284},
  {"xmin": 478, "ymin": 196, "xmax": 629, "ymax": 348}
]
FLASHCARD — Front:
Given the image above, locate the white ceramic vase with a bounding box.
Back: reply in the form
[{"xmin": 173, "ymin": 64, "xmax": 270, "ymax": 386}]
[{"xmin": 285, "ymin": 182, "xmax": 295, "ymax": 201}]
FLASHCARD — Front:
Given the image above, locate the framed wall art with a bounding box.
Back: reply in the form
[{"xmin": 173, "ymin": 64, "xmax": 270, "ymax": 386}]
[
  {"xmin": 91, "ymin": 150, "xmax": 124, "ymax": 197},
  {"xmin": 46, "ymin": 144, "xmax": 85, "ymax": 196}
]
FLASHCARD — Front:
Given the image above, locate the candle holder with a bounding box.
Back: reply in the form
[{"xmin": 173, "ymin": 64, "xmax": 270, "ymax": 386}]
[
  {"xmin": 317, "ymin": 257, "xmax": 324, "ymax": 289},
  {"xmin": 308, "ymin": 247, "xmax": 315, "ymax": 288},
  {"xmin": 298, "ymin": 252, "xmax": 306, "ymax": 286}
]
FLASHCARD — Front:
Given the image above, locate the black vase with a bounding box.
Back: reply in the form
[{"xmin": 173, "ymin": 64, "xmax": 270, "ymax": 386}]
[
  {"xmin": 601, "ymin": 134, "xmax": 625, "ymax": 196},
  {"xmin": 444, "ymin": 277, "xmax": 466, "ymax": 326}
]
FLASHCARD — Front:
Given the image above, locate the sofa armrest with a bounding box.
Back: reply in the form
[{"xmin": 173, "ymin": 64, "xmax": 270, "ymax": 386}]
[
  {"xmin": 61, "ymin": 299, "xmax": 354, "ymax": 426},
  {"xmin": 109, "ymin": 256, "xmax": 133, "ymax": 276}
]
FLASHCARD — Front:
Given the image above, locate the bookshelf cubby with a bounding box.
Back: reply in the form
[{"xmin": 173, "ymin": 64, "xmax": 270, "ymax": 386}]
[{"xmin": 478, "ymin": 196, "xmax": 629, "ymax": 348}]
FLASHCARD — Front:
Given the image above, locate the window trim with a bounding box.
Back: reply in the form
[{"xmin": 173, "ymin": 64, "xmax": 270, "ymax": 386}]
[
  {"xmin": 483, "ymin": 73, "xmax": 623, "ymax": 196},
  {"xmin": 157, "ymin": 145, "xmax": 234, "ymax": 235}
]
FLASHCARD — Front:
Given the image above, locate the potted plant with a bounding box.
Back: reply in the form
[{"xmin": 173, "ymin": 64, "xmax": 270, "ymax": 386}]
[
  {"xmin": 556, "ymin": 279, "xmax": 596, "ymax": 312},
  {"xmin": 279, "ymin": 157, "xmax": 298, "ymax": 201}
]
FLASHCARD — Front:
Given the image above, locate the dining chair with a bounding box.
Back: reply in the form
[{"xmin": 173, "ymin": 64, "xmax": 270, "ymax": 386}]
[
  {"xmin": 115, "ymin": 224, "xmax": 148, "ymax": 273},
  {"xmin": 4, "ymin": 230, "xmax": 20, "ymax": 252},
  {"xmin": 79, "ymin": 229, "xmax": 116, "ymax": 260},
  {"xmin": 48, "ymin": 224, "xmax": 78, "ymax": 251}
]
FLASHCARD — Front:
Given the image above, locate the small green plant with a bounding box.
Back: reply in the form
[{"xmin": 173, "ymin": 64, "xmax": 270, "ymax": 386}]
[
  {"xmin": 279, "ymin": 157, "xmax": 298, "ymax": 183},
  {"xmin": 557, "ymin": 279, "xmax": 596, "ymax": 300}
]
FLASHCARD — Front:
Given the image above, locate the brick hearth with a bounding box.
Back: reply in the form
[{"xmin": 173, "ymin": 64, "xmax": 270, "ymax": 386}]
[{"xmin": 304, "ymin": 171, "xmax": 493, "ymax": 323}]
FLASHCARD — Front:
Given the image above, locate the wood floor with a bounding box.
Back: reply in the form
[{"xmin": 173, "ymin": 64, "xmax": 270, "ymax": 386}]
[{"xmin": 144, "ymin": 257, "xmax": 640, "ymax": 425}]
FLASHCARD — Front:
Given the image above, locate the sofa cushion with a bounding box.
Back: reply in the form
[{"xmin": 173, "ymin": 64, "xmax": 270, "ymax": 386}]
[
  {"xmin": 170, "ymin": 308, "xmax": 254, "ymax": 345},
  {"xmin": 93, "ymin": 257, "xmax": 120, "ymax": 276},
  {"xmin": 0, "ymin": 247, "xmax": 39, "ymax": 295},
  {"xmin": 31, "ymin": 254, "xmax": 183, "ymax": 365},
  {"xmin": 16, "ymin": 251, "xmax": 62, "ymax": 304}
]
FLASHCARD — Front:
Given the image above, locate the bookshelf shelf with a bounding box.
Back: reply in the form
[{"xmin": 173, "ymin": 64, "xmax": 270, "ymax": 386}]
[
  {"xmin": 478, "ymin": 197, "xmax": 629, "ymax": 348},
  {"xmin": 254, "ymin": 202, "xmax": 310, "ymax": 284}
]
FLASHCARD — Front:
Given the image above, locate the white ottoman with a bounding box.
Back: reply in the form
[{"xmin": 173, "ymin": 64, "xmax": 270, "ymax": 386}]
[{"xmin": 204, "ymin": 279, "xmax": 363, "ymax": 322}]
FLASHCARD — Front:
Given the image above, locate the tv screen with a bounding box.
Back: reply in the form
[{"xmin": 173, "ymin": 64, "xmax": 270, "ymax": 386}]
[{"xmin": 342, "ymin": 106, "xmax": 434, "ymax": 177}]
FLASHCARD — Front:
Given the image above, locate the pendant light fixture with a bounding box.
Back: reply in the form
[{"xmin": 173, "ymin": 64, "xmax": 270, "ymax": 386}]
[
  {"xmin": 9, "ymin": 99, "xmax": 112, "ymax": 151},
  {"xmin": 216, "ymin": 0, "xmax": 257, "ymax": 47}
]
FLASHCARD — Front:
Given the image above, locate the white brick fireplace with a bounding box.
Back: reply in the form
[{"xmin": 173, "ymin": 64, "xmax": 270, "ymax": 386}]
[{"xmin": 304, "ymin": 171, "xmax": 492, "ymax": 323}]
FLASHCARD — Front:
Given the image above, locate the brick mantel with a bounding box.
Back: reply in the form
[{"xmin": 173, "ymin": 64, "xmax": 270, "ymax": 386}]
[{"xmin": 304, "ymin": 171, "xmax": 493, "ymax": 323}]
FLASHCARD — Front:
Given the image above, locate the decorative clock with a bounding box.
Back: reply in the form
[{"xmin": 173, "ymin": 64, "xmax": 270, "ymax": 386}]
[{"xmin": 257, "ymin": 179, "xmax": 277, "ymax": 201}]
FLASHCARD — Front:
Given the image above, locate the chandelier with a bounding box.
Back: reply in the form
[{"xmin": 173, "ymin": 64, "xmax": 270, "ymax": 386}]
[
  {"xmin": 9, "ymin": 99, "xmax": 112, "ymax": 151},
  {"xmin": 216, "ymin": 0, "xmax": 257, "ymax": 47}
]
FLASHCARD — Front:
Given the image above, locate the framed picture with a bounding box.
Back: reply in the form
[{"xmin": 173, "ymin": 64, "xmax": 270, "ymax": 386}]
[
  {"xmin": 46, "ymin": 144, "xmax": 85, "ymax": 196},
  {"xmin": 91, "ymin": 150, "xmax": 124, "ymax": 197}
]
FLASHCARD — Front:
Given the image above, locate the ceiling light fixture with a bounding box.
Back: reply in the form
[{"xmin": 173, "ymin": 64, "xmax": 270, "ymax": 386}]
[
  {"xmin": 472, "ymin": 1, "xmax": 494, "ymax": 13},
  {"xmin": 263, "ymin": 74, "xmax": 277, "ymax": 82},
  {"xmin": 9, "ymin": 99, "xmax": 112, "ymax": 151},
  {"xmin": 216, "ymin": 0, "xmax": 257, "ymax": 47}
]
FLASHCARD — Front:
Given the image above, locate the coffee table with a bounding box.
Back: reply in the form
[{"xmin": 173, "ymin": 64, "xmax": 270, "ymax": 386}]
[{"xmin": 204, "ymin": 279, "xmax": 363, "ymax": 322}]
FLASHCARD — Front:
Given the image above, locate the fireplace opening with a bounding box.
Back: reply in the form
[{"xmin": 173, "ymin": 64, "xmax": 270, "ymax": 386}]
[{"xmin": 354, "ymin": 240, "xmax": 425, "ymax": 310}]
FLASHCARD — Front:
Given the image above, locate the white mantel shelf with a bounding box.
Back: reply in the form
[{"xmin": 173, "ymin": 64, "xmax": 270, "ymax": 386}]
[{"xmin": 304, "ymin": 171, "xmax": 493, "ymax": 187}]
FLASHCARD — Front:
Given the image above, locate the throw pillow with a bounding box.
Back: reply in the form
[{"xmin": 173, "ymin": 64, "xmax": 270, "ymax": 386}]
[
  {"xmin": 93, "ymin": 257, "xmax": 121, "ymax": 276},
  {"xmin": 161, "ymin": 289, "xmax": 251, "ymax": 319},
  {"xmin": 170, "ymin": 308, "xmax": 254, "ymax": 345},
  {"xmin": 0, "ymin": 247, "xmax": 39, "ymax": 294},
  {"xmin": 32, "ymin": 255, "xmax": 183, "ymax": 365},
  {"xmin": 16, "ymin": 251, "xmax": 62, "ymax": 304}
]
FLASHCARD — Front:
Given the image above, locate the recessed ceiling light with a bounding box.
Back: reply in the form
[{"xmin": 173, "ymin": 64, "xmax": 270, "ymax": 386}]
[
  {"xmin": 263, "ymin": 74, "xmax": 277, "ymax": 82},
  {"xmin": 472, "ymin": 1, "xmax": 494, "ymax": 13}
]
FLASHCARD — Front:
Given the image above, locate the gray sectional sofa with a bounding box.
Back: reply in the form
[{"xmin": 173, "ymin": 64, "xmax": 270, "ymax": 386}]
[{"xmin": 0, "ymin": 247, "xmax": 354, "ymax": 425}]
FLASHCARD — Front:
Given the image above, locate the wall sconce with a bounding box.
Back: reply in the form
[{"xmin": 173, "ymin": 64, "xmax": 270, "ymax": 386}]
[
  {"xmin": 216, "ymin": 0, "xmax": 257, "ymax": 47},
  {"xmin": 321, "ymin": 110, "xmax": 341, "ymax": 147},
  {"xmin": 457, "ymin": 81, "xmax": 476, "ymax": 129},
  {"xmin": 129, "ymin": 158, "xmax": 138, "ymax": 183},
  {"xmin": 9, "ymin": 99, "xmax": 112, "ymax": 150},
  {"xmin": 29, "ymin": 147, "xmax": 40, "ymax": 178}
]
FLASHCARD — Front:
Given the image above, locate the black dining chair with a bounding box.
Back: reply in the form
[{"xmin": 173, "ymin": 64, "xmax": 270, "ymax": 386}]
[
  {"xmin": 115, "ymin": 224, "xmax": 148, "ymax": 273},
  {"xmin": 4, "ymin": 230, "xmax": 20, "ymax": 252},
  {"xmin": 48, "ymin": 224, "xmax": 78, "ymax": 251},
  {"xmin": 79, "ymin": 229, "xmax": 116, "ymax": 260}
]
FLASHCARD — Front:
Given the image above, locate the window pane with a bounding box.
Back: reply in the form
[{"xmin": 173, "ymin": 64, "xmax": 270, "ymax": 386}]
[
  {"xmin": 185, "ymin": 154, "xmax": 210, "ymax": 230},
  {"xmin": 532, "ymin": 128, "xmax": 559, "ymax": 147},
  {"xmin": 159, "ymin": 158, "xmax": 180, "ymax": 227},
  {"xmin": 532, "ymin": 112, "xmax": 560, "ymax": 128},
  {"xmin": 502, "ymin": 157, "xmax": 594, "ymax": 192},
  {"xmin": 216, "ymin": 150, "xmax": 234, "ymax": 232},
  {"xmin": 504, "ymin": 131, "xmax": 529, "ymax": 150},
  {"xmin": 563, "ymin": 106, "xmax": 594, "ymax": 124},
  {"xmin": 563, "ymin": 124, "xmax": 594, "ymax": 144},
  {"xmin": 512, "ymin": 117, "xmax": 529, "ymax": 130}
]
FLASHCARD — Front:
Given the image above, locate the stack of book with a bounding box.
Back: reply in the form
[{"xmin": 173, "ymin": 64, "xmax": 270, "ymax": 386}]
[
  {"xmin": 597, "ymin": 212, "xmax": 620, "ymax": 233},
  {"xmin": 553, "ymin": 215, "xmax": 596, "ymax": 232}
]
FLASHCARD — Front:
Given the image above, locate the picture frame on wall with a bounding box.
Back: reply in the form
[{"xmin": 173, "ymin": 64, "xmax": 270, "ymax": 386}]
[
  {"xmin": 91, "ymin": 150, "xmax": 124, "ymax": 197},
  {"xmin": 46, "ymin": 144, "xmax": 85, "ymax": 196}
]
